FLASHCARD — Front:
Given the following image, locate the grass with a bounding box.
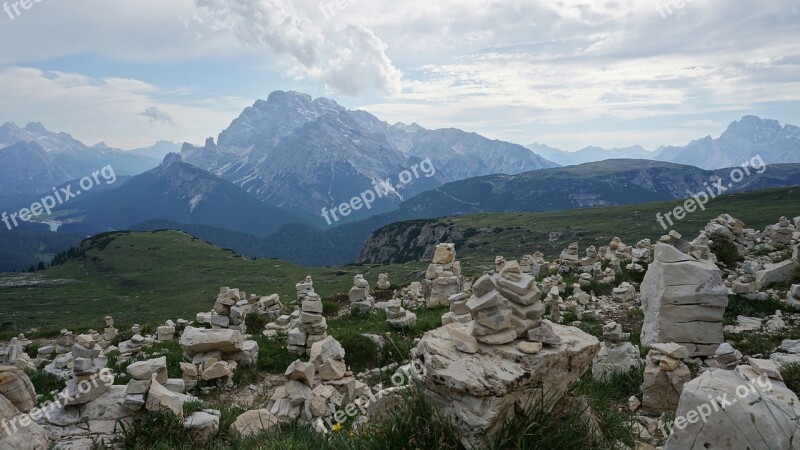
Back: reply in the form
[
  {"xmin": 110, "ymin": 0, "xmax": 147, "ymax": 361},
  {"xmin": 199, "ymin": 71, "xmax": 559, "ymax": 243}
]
[
  {"xmin": 25, "ymin": 369, "xmax": 65, "ymax": 404},
  {"xmin": 106, "ymin": 340, "xmax": 185, "ymax": 385},
  {"xmin": 723, "ymin": 295, "xmax": 799, "ymax": 325},
  {"xmin": 782, "ymin": 363, "xmax": 800, "ymax": 396},
  {"xmin": 790, "ymin": 263, "xmax": 800, "ymax": 285},
  {"xmin": 0, "ymin": 230, "xmax": 427, "ymax": 336}
]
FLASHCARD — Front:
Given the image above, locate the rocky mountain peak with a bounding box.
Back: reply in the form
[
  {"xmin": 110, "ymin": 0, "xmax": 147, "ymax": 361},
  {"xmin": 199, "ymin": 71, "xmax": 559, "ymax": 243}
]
[{"xmin": 162, "ymin": 152, "xmax": 184, "ymax": 166}]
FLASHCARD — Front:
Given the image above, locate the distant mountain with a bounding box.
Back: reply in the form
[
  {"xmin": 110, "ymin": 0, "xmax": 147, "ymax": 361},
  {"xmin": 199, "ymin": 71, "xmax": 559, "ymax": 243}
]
[
  {"xmin": 656, "ymin": 116, "xmax": 800, "ymax": 169},
  {"xmin": 129, "ymin": 140, "xmax": 181, "ymax": 161},
  {"xmin": 58, "ymin": 154, "xmax": 311, "ymax": 237},
  {"xmin": 0, "ymin": 122, "xmax": 160, "ymax": 196},
  {"xmin": 182, "ymin": 91, "xmax": 557, "ymax": 223},
  {"xmin": 393, "ymin": 159, "xmax": 800, "ymax": 218},
  {"xmin": 0, "ymin": 142, "xmax": 71, "ymax": 196},
  {"xmin": 529, "ymin": 143, "xmax": 656, "ymax": 166}
]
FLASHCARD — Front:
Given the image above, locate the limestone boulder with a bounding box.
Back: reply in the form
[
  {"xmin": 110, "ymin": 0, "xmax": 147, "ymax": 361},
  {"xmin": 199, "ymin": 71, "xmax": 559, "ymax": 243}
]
[
  {"xmin": 0, "ymin": 365, "xmax": 38, "ymax": 412},
  {"xmin": 179, "ymin": 327, "xmax": 244, "ymax": 355},
  {"xmin": 592, "ymin": 343, "xmax": 642, "ymax": 381},
  {"xmin": 411, "ymin": 322, "xmax": 600, "ymax": 448},
  {"xmin": 228, "ymin": 409, "xmax": 279, "ymax": 439},
  {"xmin": 0, "ymin": 394, "xmax": 49, "ymax": 450},
  {"xmin": 183, "ymin": 410, "xmax": 220, "ymax": 445},
  {"xmin": 665, "ymin": 366, "xmax": 800, "ymax": 449},
  {"xmin": 640, "ymin": 243, "xmax": 728, "ymax": 357}
]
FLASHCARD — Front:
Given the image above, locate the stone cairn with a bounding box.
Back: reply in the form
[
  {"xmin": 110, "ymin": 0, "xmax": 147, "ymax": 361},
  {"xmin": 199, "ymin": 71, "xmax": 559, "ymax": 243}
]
[
  {"xmin": 464, "ymin": 260, "xmax": 545, "ymax": 347},
  {"xmin": 376, "ymin": 273, "xmax": 391, "ymax": 290},
  {"xmin": 349, "ymin": 274, "xmax": 375, "ymax": 313},
  {"xmin": 640, "ymin": 230, "xmax": 728, "ymax": 358},
  {"xmin": 423, "ymin": 243, "xmax": 464, "ymax": 308},
  {"xmin": 63, "ymin": 334, "xmax": 114, "ymax": 406},
  {"xmin": 179, "ymin": 327, "xmax": 259, "ymax": 388},
  {"xmin": 117, "ymin": 325, "xmax": 146, "ymax": 356},
  {"xmin": 559, "ymin": 242, "xmax": 581, "ymax": 267},
  {"xmin": 592, "ymin": 322, "xmax": 641, "ymax": 381},
  {"xmin": 544, "ymin": 286, "xmax": 563, "ymax": 323},
  {"xmin": 100, "ymin": 315, "xmax": 118, "ymax": 348},
  {"xmin": 285, "ymin": 276, "xmax": 328, "ymax": 355},
  {"xmin": 266, "ymin": 336, "xmax": 370, "ymax": 430},
  {"xmin": 640, "ymin": 343, "xmax": 691, "ymax": 415},
  {"xmin": 156, "ymin": 320, "xmax": 177, "ymax": 341},
  {"xmin": 442, "ymin": 292, "xmax": 472, "ymax": 325},
  {"xmin": 611, "ymin": 282, "xmax": 636, "ymax": 303},
  {"xmin": 399, "ymin": 282, "xmax": 424, "ymax": 308},
  {"xmin": 197, "ymin": 287, "xmax": 283, "ymax": 333},
  {"xmin": 386, "ymin": 303, "xmax": 417, "ymax": 329},
  {"xmin": 568, "ymin": 283, "xmax": 592, "ymax": 306}
]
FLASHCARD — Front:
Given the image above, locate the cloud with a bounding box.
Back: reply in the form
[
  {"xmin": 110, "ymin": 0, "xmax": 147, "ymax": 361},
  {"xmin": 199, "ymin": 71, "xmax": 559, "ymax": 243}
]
[
  {"xmin": 139, "ymin": 106, "xmax": 176, "ymax": 125},
  {"xmin": 0, "ymin": 67, "xmax": 248, "ymax": 148},
  {"xmin": 193, "ymin": 0, "xmax": 402, "ymax": 97}
]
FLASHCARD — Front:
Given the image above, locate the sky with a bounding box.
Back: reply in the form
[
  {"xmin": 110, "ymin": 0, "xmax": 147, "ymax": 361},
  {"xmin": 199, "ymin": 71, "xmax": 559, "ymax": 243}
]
[{"xmin": 0, "ymin": 0, "xmax": 798, "ymax": 151}]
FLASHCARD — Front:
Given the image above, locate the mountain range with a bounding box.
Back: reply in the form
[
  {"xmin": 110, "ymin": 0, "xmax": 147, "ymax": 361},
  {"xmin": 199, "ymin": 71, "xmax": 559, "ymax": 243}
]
[
  {"xmin": 529, "ymin": 116, "xmax": 800, "ymax": 169},
  {"xmin": 0, "ymin": 122, "xmax": 160, "ymax": 197},
  {"xmin": 181, "ymin": 91, "xmax": 557, "ymax": 222}
]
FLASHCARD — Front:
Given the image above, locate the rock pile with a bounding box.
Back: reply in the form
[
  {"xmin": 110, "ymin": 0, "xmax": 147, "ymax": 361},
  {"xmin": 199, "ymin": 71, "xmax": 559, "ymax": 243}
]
[
  {"xmin": 266, "ymin": 336, "xmax": 368, "ymax": 429},
  {"xmin": 466, "ymin": 260, "xmax": 544, "ymax": 345},
  {"xmin": 198, "ymin": 287, "xmax": 283, "ymax": 333},
  {"xmin": 640, "ymin": 231, "xmax": 728, "ymax": 357},
  {"xmin": 612, "ymin": 282, "xmax": 636, "ymax": 303},
  {"xmin": 640, "ymin": 344, "xmax": 691, "ymax": 414},
  {"xmin": 349, "ymin": 274, "xmax": 375, "ymax": 313},
  {"xmin": 442, "ymin": 292, "xmax": 472, "ymax": 325},
  {"xmin": 123, "ymin": 356, "xmax": 198, "ymax": 419},
  {"xmin": 399, "ymin": 282, "xmax": 424, "ymax": 308},
  {"xmin": 179, "ymin": 327, "xmax": 258, "ymax": 387},
  {"xmin": 376, "ymin": 273, "xmax": 390, "ymax": 290},
  {"xmin": 63, "ymin": 334, "xmax": 114, "ymax": 406},
  {"xmin": 592, "ymin": 322, "xmax": 641, "ymax": 381},
  {"xmin": 100, "ymin": 315, "xmax": 118, "ymax": 348},
  {"xmin": 287, "ymin": 292, "xmax": 328, "ymax": 355},
  {"xmin": 412, "ymin": 318, "xmax": 599, "ymax": 447},
  {"xmin": 422, "ymin": 243, "xmax": 464, "ymax": 308},
  {"xmin": 386, "ymin": 303, "xmax": 417, "ymax": 329}
]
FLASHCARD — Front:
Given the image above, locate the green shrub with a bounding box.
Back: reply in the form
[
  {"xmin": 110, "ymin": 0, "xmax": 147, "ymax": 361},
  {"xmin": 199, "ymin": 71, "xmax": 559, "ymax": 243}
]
[
  {"xmin": 244, "ymin": 312, "xmax": 268, "ymax": 335},
  {"xmin": 710, "ymin": 237, "xmax": 742, "ymax": 268},
  {"xmin": 25, "ymin": 370, "xmax": 64, "ymax": 404},
  {"xmin": 322, "ymin": 300, "xmax": 341, "ymax": 317},
  {"xmin": 781, "ymin": 363, "xmax": 800, "ymax": 396},
  {"xmin": 24, "ymin": 343, "xmax": 39, "ymax": 359}
]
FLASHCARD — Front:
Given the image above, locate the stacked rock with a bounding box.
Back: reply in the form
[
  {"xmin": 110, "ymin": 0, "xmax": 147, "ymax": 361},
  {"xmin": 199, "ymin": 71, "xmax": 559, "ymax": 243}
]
[
  {"xmin": 709, "ymin": 342, "xmax": 742, "ymax": 370},
  {"xmin": 179, "ymin": 327, "xmax": 259, "ymax": 387},
  {"xmin": 519, "ymin": 255, "xmax": 534, "ymax": 273},
  {"xmin": 386, "ymin": 303, "xmax": 417, "ymax": 329},
  {"xmin": 612, "ymin": 282, "xmax": 636, "ymax": 303},
  {"xmin": 198, "ymin": 287, "xmax": 283, "ymax": 333},
  {"xmin": 466, "ymin": 260, "xmax": 544, "ymax": 346},
  {"xmin": 731, "ymin": 259, "xmax": 759, "ymax": 294},
  {"xmin": 544, "ymin": 287, "xmax": 563, "ymax": 323},
  {"xmin": 100, "ymin": 316, "xmax": 118, "ymax": 348},
  {"xmin": 640, "ymin": 231, "xmax": 728, "ymax": 357},
  {"xmin": 640, "ymin": 343, "xmax": 691, "ymax": 415},
  {"xmin": 267, "ymin": 336, "xmax": 367, "ymax": 428},
  {"xmin": 442, "ymin": 292, "xmax": 472, "ymax": 325},
  {"xmin": 495, "ymin": 256, "xmax": 506, "ymax": 272},
  {"xmin": 764, "ymin": 216, "xmax": 795, "ymax": 245},
  {"xmin": 263, "ymin": 315, "xmax": 293, "ymax": 338},
  {"xmin": 296, "ymin": 292, "xmax": 328, "ymax": 355},
  {"xmin": 632, "ymin": 239, "xmax": 653, "ymax": 264},
  {"xmin": 118, "ymin": 333, "xmax": 145, "ymax": 355},
  {"xmin": 376, "ymin": 273, "xmax": 391, "ymax": 290},
  {"xmin": 349, "ymin": 274, "xmax": 375, "ymax": 313},
  {"xmin": 568, "ymin": 283, "xmax": 592, "ymax": 306},
  {"xmin": 156, "ymin": 320, "xmax": 176, "ymax": 341},
  {"xmin": 601, "ymin": 237, "xmax": 632, "ymax": 262},
  {"xmin": 581, "ymin": 246, "xmax": 599, "ymax": 266},
  {"xmin": 296, "ymin": 276, "xmax": 315, "ymax": 302},
  {"xmin": 56, "ymin": 329, "xmax": 75, "ymax": 354},
  {"xmin": 400, "ymin": 282, "xmax": 424, "ymax": 308},
  {"xmin": 423, "ymin": 244, "xmax": 465, "ymax": 308},
  {"xmin": 592, "ymin": 322, "xmax": 641, "ymax": 381},
  {"xmin": 62, "ymin": 334, "xmax": 114, "ymax": 406},
  {"xmin": 559, "ymin": 242, "xmax": 580, "ymax": 263}
]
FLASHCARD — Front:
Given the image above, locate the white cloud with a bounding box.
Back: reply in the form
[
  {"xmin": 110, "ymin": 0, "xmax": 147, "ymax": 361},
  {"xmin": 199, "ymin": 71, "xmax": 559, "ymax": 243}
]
[{"xmin": 0, "ymin": 67, "xmax": 248, "ymax": 148}]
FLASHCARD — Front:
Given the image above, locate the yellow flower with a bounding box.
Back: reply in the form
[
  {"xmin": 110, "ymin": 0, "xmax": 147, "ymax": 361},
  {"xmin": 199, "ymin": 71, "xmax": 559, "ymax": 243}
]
[
  {"xmin": 349, "ymin": 432, "xmax": 355, "ymax": 437},
  {"xmin": 332, "ymin": 423, "xmax": 343, "ymax": 432}
]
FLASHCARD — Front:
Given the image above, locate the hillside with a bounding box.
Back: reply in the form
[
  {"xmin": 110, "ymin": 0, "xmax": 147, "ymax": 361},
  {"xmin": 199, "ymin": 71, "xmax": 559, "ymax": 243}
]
[
  {"xmin": 0, "ymin": 230, "xmax": 426, "ymax": 334},
  {"xmin": 358, "ymin": 186, "xmax": 800, "ymax": 265}
]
